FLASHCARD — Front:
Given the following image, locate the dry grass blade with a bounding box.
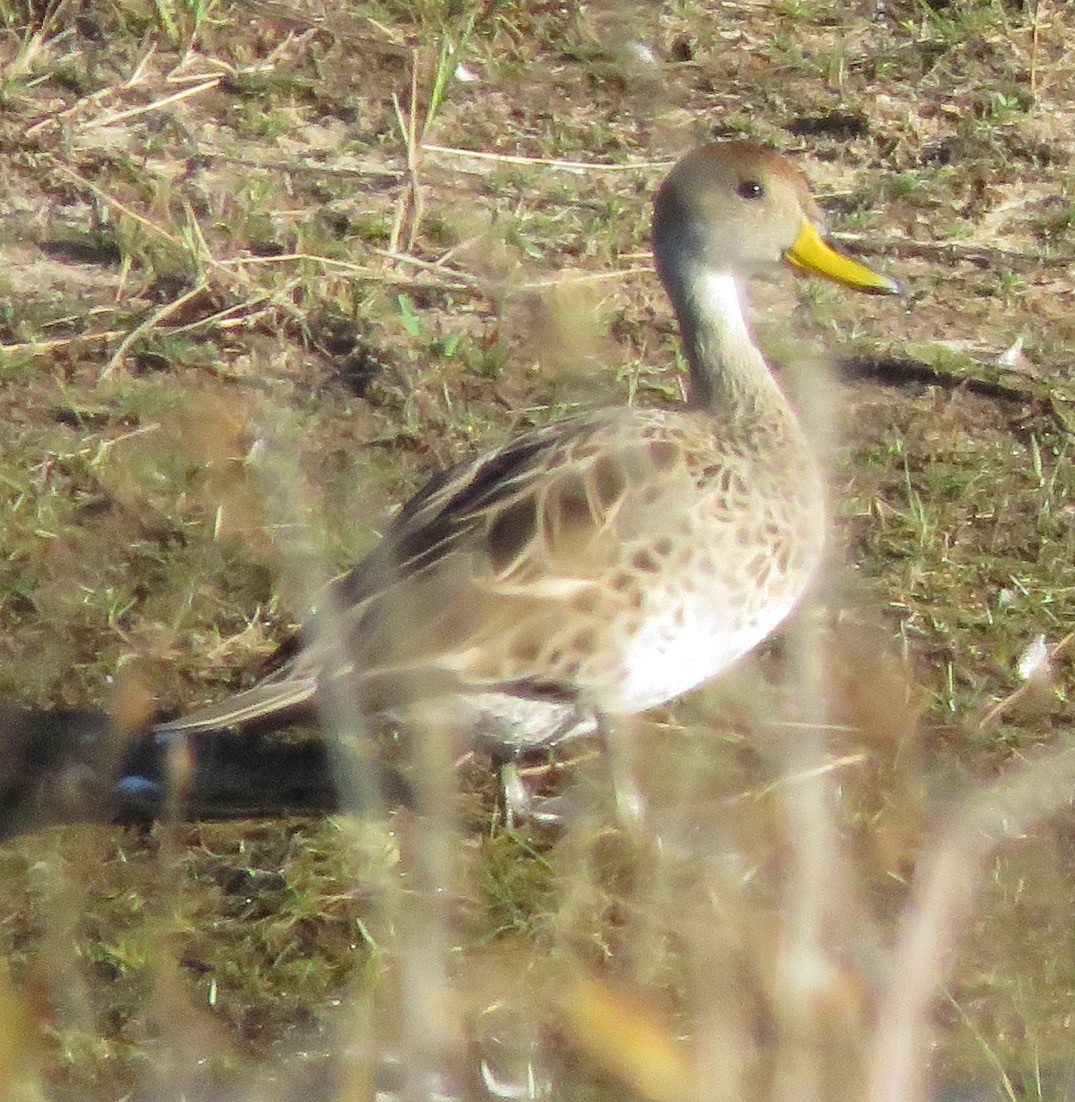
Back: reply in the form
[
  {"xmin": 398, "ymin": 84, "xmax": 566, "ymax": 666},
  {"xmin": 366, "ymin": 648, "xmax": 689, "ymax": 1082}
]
[
  {"xmin": 975, "ymin": 629, "xmax": 1074, "ymax": 731},
  {"xmin": 78, "ymin": 76, "xmax": 222, "ymax": 132},
  {"xmin": 100, "ymin": 283, "xmax": 207, "ymax": 380},
  {"xmin": 422, "ymin": 143, "xmax": 674, "ymax": 173},
  {"xmin": 556, "ymin": 973, "xmax": 700, "ymax": 1102},
  {"xmin": 222, "ymin": 250, "xmax": 477, "ymax": 293},
  {"xmin": 388, "ymin": 51, "xmax": 426, "ymax": 257},
  {"xmin": 868, "ymin": 742, "xmax": 1075, "ymax": 1102}
]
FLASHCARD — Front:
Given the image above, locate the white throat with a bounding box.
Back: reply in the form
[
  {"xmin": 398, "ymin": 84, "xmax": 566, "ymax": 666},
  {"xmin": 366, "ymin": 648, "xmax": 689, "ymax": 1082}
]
[
  {"xmin": 698, "ymin": 270, "xmax": 749, "ymax": 338},
  {"xmin": 680, "ymin": 267, "xmax": 783, "ymax": 412}
]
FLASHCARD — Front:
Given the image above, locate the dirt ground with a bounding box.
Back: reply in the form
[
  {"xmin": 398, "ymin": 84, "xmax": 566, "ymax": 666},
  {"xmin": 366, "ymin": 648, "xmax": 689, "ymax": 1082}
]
[{"xmin": 0, "ymin": 1, "xmax": 1073, "ymax": 1100}]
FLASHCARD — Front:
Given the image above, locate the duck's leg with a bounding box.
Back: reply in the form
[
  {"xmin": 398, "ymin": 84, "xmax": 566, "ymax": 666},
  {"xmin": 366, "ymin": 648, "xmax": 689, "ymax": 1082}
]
[
  {"xmin": 492, "ymin": 715, "xmax": 644, "ymax": 829},
  {"xmin": 596, "ymin": 713, "xmax": 645, "ymax": 829},
  {"xmin": 495, "ymin": 754, "xmax": 565, "ymax": 827},
  {"xmin": 484, "ymin": 702, "xmax": 592, "ymax": 826},
  {"xmin": 497, "ymin": 757, "xmax": 528, "ymax": 829}
]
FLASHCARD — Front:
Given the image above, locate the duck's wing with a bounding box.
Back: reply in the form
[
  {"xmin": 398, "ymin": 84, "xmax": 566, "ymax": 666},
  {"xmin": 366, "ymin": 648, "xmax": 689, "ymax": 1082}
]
[
  {"xmin": 332, "ymin": 416, "xmax": 579, "ymax": 608},
  {"xmin": 160, "ymin": 408, "xmax": 688, "ymax": 734},
  {"xmin": 155, "ymin": 420, "xmax": 584, "ymax": 735},
  {"xmin": 319, "ymin": 407, "xmax": 699, "ymax": 692}
]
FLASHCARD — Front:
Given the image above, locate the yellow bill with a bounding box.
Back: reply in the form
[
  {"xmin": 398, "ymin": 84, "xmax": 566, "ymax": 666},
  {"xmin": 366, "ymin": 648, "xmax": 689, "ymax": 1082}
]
[{"xmin": 785, "ymin": 218, "xmax": 902, "ymax": 295}]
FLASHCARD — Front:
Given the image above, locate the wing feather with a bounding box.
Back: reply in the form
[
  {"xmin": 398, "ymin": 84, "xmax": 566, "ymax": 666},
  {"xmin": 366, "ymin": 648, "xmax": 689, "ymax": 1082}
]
[
  {"xmin": 333, "ymin": 416, "xmax": 589, "ymax": 606},
  {"xmin": 156, "ymin": 677, "xmax": 319, "ymax": 735},
  {"xmin": 164, "ymin": 407, "xmax": 692, "ymax": 733}
]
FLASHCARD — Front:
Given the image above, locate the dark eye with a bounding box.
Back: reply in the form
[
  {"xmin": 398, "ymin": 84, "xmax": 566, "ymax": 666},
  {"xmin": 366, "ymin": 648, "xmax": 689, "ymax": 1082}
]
[{"xmin": 736, "ymin": 179, "xmax": 764, "ymax": 200}]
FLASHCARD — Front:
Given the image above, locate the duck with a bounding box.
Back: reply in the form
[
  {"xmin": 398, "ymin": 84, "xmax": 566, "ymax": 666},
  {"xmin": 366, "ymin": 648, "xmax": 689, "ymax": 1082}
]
[{"xmin": 155, "ymin": 141, "xmax": 900, "ymax": 814}]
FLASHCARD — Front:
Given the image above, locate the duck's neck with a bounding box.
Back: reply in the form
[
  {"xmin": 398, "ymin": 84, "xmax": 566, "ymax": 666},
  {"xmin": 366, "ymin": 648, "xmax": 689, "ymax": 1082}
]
[{"xmin": 665, "ymin": 264, "xmax": 789, "ymax": 416}]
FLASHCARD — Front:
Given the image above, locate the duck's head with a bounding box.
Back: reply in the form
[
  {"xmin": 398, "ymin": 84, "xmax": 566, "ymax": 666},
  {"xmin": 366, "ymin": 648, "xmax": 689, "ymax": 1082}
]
[{"xmin": 653, "ymin": 141, "xmax": 900, "ymax": 295}]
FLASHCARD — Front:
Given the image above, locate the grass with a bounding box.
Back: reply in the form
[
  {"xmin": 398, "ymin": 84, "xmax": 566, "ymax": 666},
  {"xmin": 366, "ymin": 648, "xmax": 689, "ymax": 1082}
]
[{"xmin": 0, "ymin": 0, "xmax": 1073, "ymax": 1100}]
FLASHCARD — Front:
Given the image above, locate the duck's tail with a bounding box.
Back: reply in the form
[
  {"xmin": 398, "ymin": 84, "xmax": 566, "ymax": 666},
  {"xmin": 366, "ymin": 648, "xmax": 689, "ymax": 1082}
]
[{"xmin": 153, "ymin": 676, "xmax": 319, "ymax": 736}]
